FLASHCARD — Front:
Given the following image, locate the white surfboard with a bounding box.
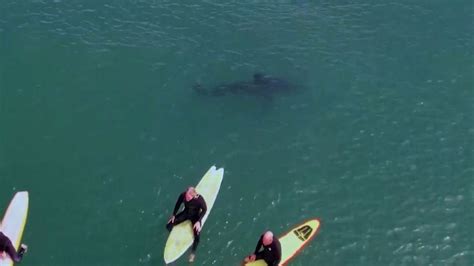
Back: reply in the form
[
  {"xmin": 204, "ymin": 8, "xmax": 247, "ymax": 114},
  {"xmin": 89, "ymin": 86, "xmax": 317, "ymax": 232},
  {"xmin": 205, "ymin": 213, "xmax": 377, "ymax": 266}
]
[
  {"xmin": 0, "ymin": 191, "xmax": 29, "ymax": 266},
  {"xmin": 164, "ymin": 166, "xmax": 224, "ymax": 264}
]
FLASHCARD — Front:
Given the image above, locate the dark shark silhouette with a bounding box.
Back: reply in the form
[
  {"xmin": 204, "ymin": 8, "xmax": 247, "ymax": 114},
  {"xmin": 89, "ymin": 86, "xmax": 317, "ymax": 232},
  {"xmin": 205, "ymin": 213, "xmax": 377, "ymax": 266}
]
[{"xmin": 193, "ymin": 73, "xmax": 295, "ymax": 99}]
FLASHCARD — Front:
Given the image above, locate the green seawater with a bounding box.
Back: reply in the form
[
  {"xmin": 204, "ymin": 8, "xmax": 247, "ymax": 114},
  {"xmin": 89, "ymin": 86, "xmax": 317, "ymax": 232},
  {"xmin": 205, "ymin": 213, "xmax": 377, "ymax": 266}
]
[{"xmin": 0, "ymin": 1, "xmax": 473, "ymax": 265}]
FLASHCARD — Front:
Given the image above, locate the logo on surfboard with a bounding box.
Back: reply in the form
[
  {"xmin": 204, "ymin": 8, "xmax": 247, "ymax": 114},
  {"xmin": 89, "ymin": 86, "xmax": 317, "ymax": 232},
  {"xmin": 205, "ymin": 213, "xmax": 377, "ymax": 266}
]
[{"xmin": 293, "ymin": 225, "xmax": 312, "ymax": 241}]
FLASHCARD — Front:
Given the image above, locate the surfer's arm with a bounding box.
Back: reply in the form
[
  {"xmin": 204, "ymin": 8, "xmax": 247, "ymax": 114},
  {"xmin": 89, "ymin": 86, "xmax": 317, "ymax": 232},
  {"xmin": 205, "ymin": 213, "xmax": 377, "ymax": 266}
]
[
  {"xmin": 254, "ymin": 235, "xmax": 263, "ymax": 254},
  {"xmin": 173, "ymin": 192, "xmax": 185, "ymax": 215},
  {"xmin": 272, "ymin": 239, "xmax": 282, "ymax": 265},
  {"xmin": 197, "ymin": 196, "xmax": 207, "ymax": 223}
]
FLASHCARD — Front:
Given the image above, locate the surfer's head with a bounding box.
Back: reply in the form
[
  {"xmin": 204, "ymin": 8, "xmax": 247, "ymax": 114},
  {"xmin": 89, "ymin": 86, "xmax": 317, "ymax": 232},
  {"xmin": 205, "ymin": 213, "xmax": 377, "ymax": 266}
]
[
  {"xmin": 262, "ymin": 231, "xmax": 274, "ymax": 246},
  {"xmin": 185, "ymin": 187, "xmax": 197, "ymax": 201}
]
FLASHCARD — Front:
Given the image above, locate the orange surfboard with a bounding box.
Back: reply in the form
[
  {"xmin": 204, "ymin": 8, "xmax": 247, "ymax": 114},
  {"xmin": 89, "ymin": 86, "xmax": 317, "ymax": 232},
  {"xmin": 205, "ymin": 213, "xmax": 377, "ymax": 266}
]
[{"xmin": 244, "ymin": 218, "xmax": 321, "ymax": 266}]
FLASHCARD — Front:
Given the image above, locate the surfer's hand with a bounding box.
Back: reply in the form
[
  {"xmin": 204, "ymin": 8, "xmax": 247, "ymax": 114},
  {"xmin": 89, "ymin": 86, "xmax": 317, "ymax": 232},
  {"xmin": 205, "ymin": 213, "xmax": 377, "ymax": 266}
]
[
  {"xmin": 168, "ymin": 215, "xmax": 175, "ymax": 223},
  {"xmin": 245, "ymin": 254, "xmax": 256, "ymax": 262},
  {"xmin": 193, "ymin": 221, "xmax": 201, "ymax": 233}
]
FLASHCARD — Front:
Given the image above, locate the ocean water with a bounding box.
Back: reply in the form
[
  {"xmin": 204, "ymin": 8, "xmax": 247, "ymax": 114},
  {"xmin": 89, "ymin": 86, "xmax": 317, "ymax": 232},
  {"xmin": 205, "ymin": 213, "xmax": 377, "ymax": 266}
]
[{"xmin": 0, "ymin": 1, "xmax": 472, "ymax": 265}]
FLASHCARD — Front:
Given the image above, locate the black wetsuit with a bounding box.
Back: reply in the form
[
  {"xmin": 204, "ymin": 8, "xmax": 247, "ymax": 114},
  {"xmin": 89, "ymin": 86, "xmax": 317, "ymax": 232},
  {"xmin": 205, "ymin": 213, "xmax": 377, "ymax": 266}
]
[
  {"xmin": 166, "ymin": 192, "xmax": 207, "ymax": 251},
  {"xmin": 0, "ymin": 232, "xmax": 24, "ymax": 262},
  {"xmin": 254, "ymin": 234, "xmax": 281, "ymax": 266}
]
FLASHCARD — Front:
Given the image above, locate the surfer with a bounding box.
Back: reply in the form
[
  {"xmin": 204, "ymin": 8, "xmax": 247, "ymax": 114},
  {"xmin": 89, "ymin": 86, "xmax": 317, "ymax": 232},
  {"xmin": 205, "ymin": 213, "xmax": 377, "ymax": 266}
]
[
  {"xmin": 0, "ymin": 231, "xmax": 27, "ymax": 263},
  {"xmin": 244, "ymin": 231, "xmax": 281, "ymax": 266},
  {"xmin": 166, "ymin": 187, "xmax": 207, "ymax": 262}
]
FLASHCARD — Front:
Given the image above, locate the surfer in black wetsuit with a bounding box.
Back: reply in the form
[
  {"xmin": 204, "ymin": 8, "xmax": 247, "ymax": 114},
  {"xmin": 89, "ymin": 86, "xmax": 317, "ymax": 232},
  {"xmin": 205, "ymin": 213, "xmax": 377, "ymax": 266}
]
[
  {"xmin": 244, "ymin": 231, "xmax": 281, "ymax": 266},
  {"xmin": 166, "ymin": 187, "xmax": 207, "ymax": 262},
  {"xmin": 0, "ymin": 231, "xmax": 27, "ymax": 263}
]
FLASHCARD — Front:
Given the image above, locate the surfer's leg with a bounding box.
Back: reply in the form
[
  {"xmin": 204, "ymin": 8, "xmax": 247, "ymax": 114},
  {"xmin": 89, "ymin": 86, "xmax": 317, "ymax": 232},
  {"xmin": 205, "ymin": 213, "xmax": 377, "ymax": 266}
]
[
  {"xmin": 166, "ymin": 219, "xmax": 173, "ymax": 232},
  {"xmin": 4, "ymin": 239, "xmax": 23, "ymax": 262},
  {"xmin": 191, "ymin": 226, "xmax": 200, "ymax": 252},
  {"xmin": 254, "ymin": 251, "xmax": 263, "ymax": 261},
  {"xmin": 188, "ymin": 225, "xmax": 200, "ymax": 262},
  {"xmin": 173, "ymin": 212, "xmax": 189, "ymax": 225},
  {"xmin": 254, "ymin": 251, "xmax": 269, "ymax": 262},
  {"xmin": 166, "ymin": 212, "xmax": 189, "ymax": 231},
  {"xmin": 190, "ymin": 217, "xmax": 200, "ymax": 252},
  {"xmin": 255, "ymin": 250, "xmax": 277, "ymax": 266}
]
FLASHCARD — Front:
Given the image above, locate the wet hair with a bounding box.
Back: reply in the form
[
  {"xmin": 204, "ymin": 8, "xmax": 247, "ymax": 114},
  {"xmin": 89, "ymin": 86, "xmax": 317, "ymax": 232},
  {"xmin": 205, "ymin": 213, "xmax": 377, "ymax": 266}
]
[
  {"xmin": 263, "ymin": 231, "xmax": 273, "ymax": 239},
  {"xmin": 187, "ymin": 187, "xmax": 197, "ymax": 196},
  {"xmin": 262, "ymin": 231, "xmax": 274, "ymax": 245}
]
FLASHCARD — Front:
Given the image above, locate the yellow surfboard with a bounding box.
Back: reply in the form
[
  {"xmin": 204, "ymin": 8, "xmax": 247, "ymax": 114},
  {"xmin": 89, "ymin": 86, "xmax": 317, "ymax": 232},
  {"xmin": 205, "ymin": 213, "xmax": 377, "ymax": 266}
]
[
  {"xmin": 0, "ymin": 191, "xmax": 29, "ymax": 266},
  {"xmin": 164, "ymin": 166, "xmax": 224, "ymax": 264},
  {"xmin": 244, "ymin": 218, "xmax": 320, "ymax": 266}
]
